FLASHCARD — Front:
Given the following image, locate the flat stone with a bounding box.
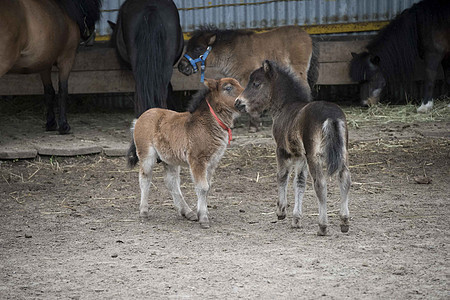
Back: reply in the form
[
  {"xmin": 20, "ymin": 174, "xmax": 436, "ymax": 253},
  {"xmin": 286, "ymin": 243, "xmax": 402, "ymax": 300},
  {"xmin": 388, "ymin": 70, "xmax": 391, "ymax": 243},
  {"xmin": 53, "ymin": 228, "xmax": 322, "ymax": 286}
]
[
  {"xmin": 36, "ymin": 144, "xmax": 102, "ymax": 156},
  {"xmin": 103, "ymin": 143, "xmax": 129, "ymax": 157},
  {"xmin": 0, "ymin": 147, "xmax": 38, "ymax": 160}
]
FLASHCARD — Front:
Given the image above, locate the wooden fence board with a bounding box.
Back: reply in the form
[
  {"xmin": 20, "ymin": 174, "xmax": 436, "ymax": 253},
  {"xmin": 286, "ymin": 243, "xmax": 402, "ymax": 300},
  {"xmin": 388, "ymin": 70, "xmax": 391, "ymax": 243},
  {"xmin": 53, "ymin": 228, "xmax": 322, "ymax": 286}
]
[{"xmin": 0, "ymin": 39, "xmax": 385, "ymax": 95}]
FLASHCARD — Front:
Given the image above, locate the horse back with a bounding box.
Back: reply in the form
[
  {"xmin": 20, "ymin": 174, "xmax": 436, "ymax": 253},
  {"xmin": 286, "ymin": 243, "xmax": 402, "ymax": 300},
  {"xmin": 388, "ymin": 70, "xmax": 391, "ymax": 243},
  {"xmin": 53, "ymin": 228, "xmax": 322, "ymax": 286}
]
[{"xmin": 230, "ymin": 26, "xmax": 313, "ymax": 85}]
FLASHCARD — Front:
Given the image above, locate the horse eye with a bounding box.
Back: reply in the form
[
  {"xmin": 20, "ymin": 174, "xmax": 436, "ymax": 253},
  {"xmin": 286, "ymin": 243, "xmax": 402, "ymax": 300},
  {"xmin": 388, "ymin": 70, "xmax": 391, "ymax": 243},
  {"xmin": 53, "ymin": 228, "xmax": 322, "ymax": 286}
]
[
  {"xmin": 224, "ymin": 85, "xmax": 233, "ymax": 91},
  {"xmin": 253, "ymin": 82, "xmax": 260, "ymax": 88}
]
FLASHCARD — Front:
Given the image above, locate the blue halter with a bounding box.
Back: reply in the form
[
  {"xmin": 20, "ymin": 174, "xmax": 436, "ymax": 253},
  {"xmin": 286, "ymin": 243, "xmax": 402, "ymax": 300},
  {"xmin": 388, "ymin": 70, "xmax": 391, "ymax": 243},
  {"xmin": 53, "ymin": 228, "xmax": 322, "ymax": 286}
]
[{"xmin": 183, "ymin": 46, "xmax": 212, "ymax": 82}]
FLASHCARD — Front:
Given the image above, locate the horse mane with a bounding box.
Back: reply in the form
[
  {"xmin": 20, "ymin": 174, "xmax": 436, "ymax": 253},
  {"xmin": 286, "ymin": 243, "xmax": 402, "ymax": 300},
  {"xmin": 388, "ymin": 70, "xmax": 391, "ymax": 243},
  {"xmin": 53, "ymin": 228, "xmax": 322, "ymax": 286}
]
[
  {"xmin": 363, "ymin": 0, "xmax": 448, "ymax": 84},
  {"xmin": 187, "ymin": 88, "xmax": 210, "ymax": 113},
  {"xmin": 271, "ymin": 62, "xmax": 311, "ymax": 104},
  {"xmin": 191, "ymin": 25, "xmax": 253, "ymax": 45},
  {"xmin": 58, "ymin": 0, "xmax": 102, "ymax": 40}
]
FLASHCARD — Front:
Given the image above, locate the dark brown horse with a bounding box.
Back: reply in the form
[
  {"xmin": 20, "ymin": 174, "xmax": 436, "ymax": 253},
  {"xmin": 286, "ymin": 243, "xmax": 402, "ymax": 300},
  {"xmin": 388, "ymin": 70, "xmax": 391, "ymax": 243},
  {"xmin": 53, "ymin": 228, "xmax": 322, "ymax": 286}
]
[
  {"xmin": 235, "ymin": 61, "xmax": 351, "ymax": 236},
  {"xmin": 0, "ymin": 0, "xmax": 102, "ymax": 134},
  {"xmin": 178, "ymin": 25, "xmax": 319, "ymax": 132},
  {"xmin": 350, "ymin": 0, "xmax": 450, "ymax": 113}
]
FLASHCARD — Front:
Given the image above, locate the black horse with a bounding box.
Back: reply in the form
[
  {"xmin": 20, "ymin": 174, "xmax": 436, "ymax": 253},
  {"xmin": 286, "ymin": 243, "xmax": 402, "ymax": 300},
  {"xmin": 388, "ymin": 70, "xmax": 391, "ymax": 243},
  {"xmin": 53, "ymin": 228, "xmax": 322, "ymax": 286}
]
[
  {"xmin": 0, "ymin": 0, "xmax": 102, "ymax": 134},
  {"xmin": 109, "ymin": 0, "xmax": 184, "ymax": 116},
  {"xmin": 350, "ymin": 0, "xmax": 450, "ymax": 113}
]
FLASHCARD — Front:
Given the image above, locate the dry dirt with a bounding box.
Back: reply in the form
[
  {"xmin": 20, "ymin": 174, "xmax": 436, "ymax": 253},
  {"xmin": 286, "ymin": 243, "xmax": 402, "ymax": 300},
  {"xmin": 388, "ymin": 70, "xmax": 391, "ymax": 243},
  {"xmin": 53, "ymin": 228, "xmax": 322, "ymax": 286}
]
[{"xmin": 0, "ymin": 101, "xmax": 449, "ymax": 299}]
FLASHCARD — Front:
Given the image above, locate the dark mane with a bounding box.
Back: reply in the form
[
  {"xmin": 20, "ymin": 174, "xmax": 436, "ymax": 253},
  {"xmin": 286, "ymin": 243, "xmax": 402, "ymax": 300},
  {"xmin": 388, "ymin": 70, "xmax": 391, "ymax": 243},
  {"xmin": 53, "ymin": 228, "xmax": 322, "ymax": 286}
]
[
  {"xmin": 364, "ymin": 0, "xmax": 449, "ymax": 84},
  {"xmin": 187, "ymin": 88, "xmax": 210, "ymax": 113},
  {"xmin": 272, "ymin": 62, "xmax": 312, "ymax": 104},
  {"xmin": 349, "ymin": 52, "xmax": 374, "ymax": 82},
  {"xmin": 58, "ymin": 0, "xmax": 102, "ymax": 40},
  {"xmin": 191, "ymin": 25, "xmax": 253, "ymax": 45}
]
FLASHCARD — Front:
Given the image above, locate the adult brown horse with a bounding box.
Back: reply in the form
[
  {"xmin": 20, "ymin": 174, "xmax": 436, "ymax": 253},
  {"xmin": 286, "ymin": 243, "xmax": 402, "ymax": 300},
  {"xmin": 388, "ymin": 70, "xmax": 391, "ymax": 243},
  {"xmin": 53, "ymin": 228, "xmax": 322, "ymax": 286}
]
[
  {"xmin": 0, "ymin": 0, "xmax": 102, "ymax": 134},
  {"xmin": 178, "ymin": 25, "xmax": 319, "ymax": 132}
]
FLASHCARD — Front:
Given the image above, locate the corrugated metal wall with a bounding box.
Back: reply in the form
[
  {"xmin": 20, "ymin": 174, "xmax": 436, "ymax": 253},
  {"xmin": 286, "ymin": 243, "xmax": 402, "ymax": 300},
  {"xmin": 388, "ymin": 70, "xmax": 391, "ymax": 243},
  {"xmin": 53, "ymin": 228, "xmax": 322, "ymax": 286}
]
[{"xmin": 97, "ymin": 0, "xmax": 421, "ymax": 38}]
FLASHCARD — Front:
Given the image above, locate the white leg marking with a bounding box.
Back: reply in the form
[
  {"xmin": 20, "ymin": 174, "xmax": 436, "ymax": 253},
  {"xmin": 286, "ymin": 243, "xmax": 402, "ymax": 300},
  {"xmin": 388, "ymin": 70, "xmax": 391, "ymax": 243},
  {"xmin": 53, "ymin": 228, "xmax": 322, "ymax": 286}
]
[
  {"xmin": 138, "ymin": 148, "xmax": 157, "ymax": 218},
  {"xmin": 417, "ymin": 100, "xmax": 434, "ymax": 113},
  {"xmin": 164, "ymin": 165, "xmax": 197, "ymax": 221},
  {"xmin": 338, "ymin": 165, "xmax": 351, "ymax": 233},
  {"xmin": 292, "ymin": 159, "xmax": 307, "ymax": 228}
]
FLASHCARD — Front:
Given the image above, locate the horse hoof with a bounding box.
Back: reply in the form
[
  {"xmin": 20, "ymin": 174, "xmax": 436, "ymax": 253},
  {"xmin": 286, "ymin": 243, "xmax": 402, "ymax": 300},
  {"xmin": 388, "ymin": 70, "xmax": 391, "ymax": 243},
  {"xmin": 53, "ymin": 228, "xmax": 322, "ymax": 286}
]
[
  {"xmin": 58, "ymin": 123, "xmax": 71, "ymax": 134},
  {"xmin": 291, "ymin": 218, "xmax": 301, "ymax": 228},
  {"xmin": 317, "ymin": 225, "xmax": 327, "ymax": 236},
  {"xmin": 46, "ymin": 120, "xmax": 57, "ymax": 131},
  {"xmin": 417, "ymin": 102, "xmax": 433, "ymax": 113},
  {"xmin": 340, "ymin": 224, "xmax": 349, "ymax": 233},
  {"xmin": 200, "ymin": 222, "xmax": 210, "ymax": 229},
  {"xmin": 184, "ymin": 211, "xmax": 198, "ymax": 221},
  {"xmin": 139, "ymin": 210, "xmax": 149, "ymax": 218}
]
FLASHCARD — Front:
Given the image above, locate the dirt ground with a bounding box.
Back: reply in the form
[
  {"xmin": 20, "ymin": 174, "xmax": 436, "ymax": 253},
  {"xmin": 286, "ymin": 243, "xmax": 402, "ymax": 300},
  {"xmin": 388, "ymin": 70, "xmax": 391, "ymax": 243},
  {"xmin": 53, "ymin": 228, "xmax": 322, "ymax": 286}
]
[{"xmin": 0, "ymin": 99, "xmax": 449, "ymax": 299}]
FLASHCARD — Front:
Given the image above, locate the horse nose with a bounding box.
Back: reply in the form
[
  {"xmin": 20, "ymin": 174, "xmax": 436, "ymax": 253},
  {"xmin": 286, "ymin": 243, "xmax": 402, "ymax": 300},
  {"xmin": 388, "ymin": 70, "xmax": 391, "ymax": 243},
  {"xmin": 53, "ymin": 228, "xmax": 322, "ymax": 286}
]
[
  {"xmin": 234, "ymin": 98, "xmax": 246, "ymax": 112},
  {"xmin": 177, "ymin": 59, "xmax": 193, "ymax": 75}
]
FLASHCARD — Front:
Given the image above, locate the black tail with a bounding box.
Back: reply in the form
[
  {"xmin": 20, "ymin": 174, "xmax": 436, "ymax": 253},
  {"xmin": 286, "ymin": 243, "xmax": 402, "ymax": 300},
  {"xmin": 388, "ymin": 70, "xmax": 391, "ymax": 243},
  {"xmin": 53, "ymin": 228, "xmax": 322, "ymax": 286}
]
[
  {"xmin": 134, "ymin": 6, "xmax": 169, "ymax": 116},
  {"xmin": 322, "ymin": 119, "xmax": 346, "ymax": 176},
  {"xmin": 307, "ymin": 38, "xmax": 320, "ymax": 98},
  {"xmin": 127, "ymin": 138, "xmax": 139, "ymax": 168}
]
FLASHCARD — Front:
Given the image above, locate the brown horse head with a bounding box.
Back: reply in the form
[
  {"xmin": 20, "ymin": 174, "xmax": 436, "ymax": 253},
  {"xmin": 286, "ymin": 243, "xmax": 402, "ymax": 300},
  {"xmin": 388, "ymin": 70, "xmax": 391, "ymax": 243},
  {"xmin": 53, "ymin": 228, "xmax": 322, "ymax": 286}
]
[{"xmin": 203, "ymin": 77, "xmax": 243, "ymax": 117}]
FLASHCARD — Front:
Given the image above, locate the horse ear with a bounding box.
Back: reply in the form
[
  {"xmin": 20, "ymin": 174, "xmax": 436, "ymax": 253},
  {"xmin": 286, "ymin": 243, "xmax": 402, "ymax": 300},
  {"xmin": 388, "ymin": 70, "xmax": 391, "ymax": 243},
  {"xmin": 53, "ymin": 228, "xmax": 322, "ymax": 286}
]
[
  {"xmin": 262, "ymin": 60, "xmax": 273, "ymax": 77},
  {"xmin": 107, "ymin": 20, "xmax": 116, "ymax": 30},
  {"xmin": 207, "ymin": 34, "xmax": 216, "ymax": 46},
  {"xmin": 370, "ymin": 55, "xmax": 380, "ymax": 65},
  {"xmin": 351, "ymin": 52, "xmax": 358, "ymax": 58},
  {"xmin": 204, "ymin": 78, "xmax": 218, "ymax": 91}
]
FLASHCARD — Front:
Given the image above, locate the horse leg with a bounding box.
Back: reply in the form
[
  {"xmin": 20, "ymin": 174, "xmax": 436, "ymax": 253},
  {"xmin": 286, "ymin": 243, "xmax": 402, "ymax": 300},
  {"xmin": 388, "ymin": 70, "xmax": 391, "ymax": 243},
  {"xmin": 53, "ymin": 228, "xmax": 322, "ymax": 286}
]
[
  {"xmin": 338, "ymin": 164, "xmax": 351, "ymax": 233},
  {"xmin": 189, "ymin": 160, "xmax": 210, "ymax": 228},
  {"xmin": 441, "ymin": 55, "xmax": 450, "ymax": 92},
  {"xmin": 292, "ymin": 158, "xmax": 308, "ymax": 228},
  {"xmin": 55, "ymin": 44, "xmax": 77, "ymax": 134},
  {"xmin": 307, "ymin": 156, "xmax": 328, "ymax": 236},
  {"xmin": 276, "ymin": 149, "xmax": 292, "ymax": 220},
  {"xmin": 56, "ymin": 79, "xmax": 70, "ymax": 134},
  {"xmin": 40, "ymin": 68, "xmax": 57, "ymax": 131},
  {"xmin": 138, "ymin": 148, "xmax": 157, "ymax": 218},
  {"xmin": 248, "ymin": 114, "xmax": 260, "ymax": 133},
  {"xmin": 417, "ymin": 51, "xmax": 444, "ymax": 113},
  {"xmin": 164, "ymin": 164, "xmax": 198, "ymax": 221}
]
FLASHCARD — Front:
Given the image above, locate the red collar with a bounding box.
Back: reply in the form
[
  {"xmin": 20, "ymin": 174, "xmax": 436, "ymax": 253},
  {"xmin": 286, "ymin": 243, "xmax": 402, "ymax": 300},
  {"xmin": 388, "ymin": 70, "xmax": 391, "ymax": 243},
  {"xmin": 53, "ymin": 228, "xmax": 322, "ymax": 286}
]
[{"xmin": 206, "ymin": 100, "xmax": 232, "ymax": 145}]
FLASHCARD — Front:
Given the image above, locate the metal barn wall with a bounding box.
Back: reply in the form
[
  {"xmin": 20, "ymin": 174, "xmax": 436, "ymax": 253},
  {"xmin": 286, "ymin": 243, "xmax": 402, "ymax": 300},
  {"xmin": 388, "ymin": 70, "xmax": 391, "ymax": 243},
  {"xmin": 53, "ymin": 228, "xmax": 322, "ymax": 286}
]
[{"xmin": 96, "ymin": 0, "xmax": 421, "ymax": 39}]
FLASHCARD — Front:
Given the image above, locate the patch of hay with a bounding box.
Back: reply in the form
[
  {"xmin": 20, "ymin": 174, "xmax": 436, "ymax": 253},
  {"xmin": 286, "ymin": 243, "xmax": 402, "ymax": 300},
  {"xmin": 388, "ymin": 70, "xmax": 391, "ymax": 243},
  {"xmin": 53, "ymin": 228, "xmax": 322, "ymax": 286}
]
[{"xmin": 344, "ymin": 97, "xmax": 450, "ymax": 128}]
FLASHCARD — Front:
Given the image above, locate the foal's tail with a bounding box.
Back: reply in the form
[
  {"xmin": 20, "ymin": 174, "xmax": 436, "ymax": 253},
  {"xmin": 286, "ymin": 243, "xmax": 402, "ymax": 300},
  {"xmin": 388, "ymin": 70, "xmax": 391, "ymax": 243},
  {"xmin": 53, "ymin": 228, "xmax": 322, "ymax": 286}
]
[
  {"xmin": 321, "ymin": 118, "xmax": 347, "ymax": 176},
  {"xmin": 134, "ymin": 5, "xmax": 168, "ymax": 116},
  {"xmin": 127, "ymin": 120, "xmax": 139, "ymax": 168}
]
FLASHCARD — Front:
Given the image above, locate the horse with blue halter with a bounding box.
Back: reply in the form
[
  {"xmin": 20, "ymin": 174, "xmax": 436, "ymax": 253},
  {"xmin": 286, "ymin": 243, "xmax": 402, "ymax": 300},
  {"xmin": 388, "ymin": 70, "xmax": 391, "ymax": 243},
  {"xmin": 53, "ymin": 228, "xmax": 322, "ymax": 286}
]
[
  {"xmin": 0, "ymin": 0, "xmax": 102, "ymax": 134},
  {"xmin": 109, "ymin": 0, "xmax": 184, "ymax": 116},
  {"xmin": 350, "ymin": 0, "xmax": 450, "ymax": 113},
  {"xmin": 178, "ymin": 25, "xmax": 319, "ymax": 132}
]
